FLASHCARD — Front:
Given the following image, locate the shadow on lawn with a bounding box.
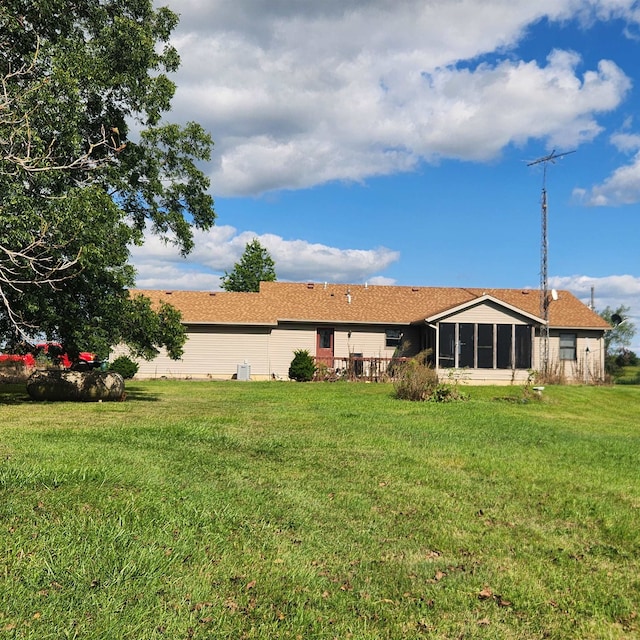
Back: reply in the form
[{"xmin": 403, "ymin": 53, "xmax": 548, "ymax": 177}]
[
  {"xmin": 0, "ymin": 383, "xmax": 31, "ymax": 405},
  {"xmin": 0, "ymin": 382, "xmax": 163, "ymax": 404},
  {"xmin": 120, "ymin": 384, "xmax": 163, "ymax": 402}
]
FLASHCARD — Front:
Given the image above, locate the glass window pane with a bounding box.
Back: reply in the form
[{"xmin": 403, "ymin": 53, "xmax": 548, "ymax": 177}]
[
  {"xmin": 319, "ymin": 329, "xmax": 332, "ymax": 349},
  {"xmin": 477, "ymin": 324, "xmax": 493, "ymax": 368},
  {"xmin": 515, "ymin": 325, "xmax": 532, "ymax": 369},
  {"xmin": 459, "ymin": 323, "xmax": 474, "ymax": 368},
  {"xmin": 497, "ymin": 325, "xmax": 512, "ymax": 369},
  {"xmin": 559, "ymin": 333, "xmax": 576, "ymax": 360},
  {"xmin": 385, "ymin": 329, "xmax": 402, "ymax": 347},
  {"xmin": 439, "ymin": 323, "xmax": 455, "ymax": 368}
]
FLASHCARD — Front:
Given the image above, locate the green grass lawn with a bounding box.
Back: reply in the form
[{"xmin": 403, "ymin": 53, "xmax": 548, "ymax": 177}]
[
  {"xmin": 1, "ymin": 381, "xmax": 639, "ymax": 639},
  {"xmin": 616, "ymin": 364, "xmax": 640, "ymax": 385}
]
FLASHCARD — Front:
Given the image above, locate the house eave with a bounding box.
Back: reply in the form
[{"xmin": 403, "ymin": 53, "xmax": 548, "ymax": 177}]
[
  {"xmin": 276, "ymin": 318, "xmax": 408, "ymax": 326},
  {"xmin": 550, "ymin": 324, "xmax": 609, "ymax": 332},
  {"xmin": 184, "ymin": 321, "xmax": 277, "ymax": 327}
]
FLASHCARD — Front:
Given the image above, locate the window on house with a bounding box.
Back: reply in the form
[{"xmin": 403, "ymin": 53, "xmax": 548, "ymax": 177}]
[
  {"xmin": 559, "ymin": 333, "xmax": 577, "ymax": 360},
  {"xmin": 477, "ymin": 324, "xmax": 494, "ymax": 368},
  {"xmin": 515, "ymin": 325, "xmax": 532, "ymax": 369},
  {"xmin": 438, "ymin": 322, "xmax": 533, "ymax": 369},
  {"xmin": 439, "ymin": 323, "xmax": 455, "ymax": 368},
  {"xmin": 458, "ymin": 323, "xmax": 475, "ymax": 368},
  {"xmin": 496, "ymin": 324, "xmax": 512, "ymax": 369},
  {"xmin": 318, "ymin": 329, "xmax": 333, "ymax": 349},
  {"xmin": 385, "ymin": 329, "xmax": 403, "ymax": 348}
]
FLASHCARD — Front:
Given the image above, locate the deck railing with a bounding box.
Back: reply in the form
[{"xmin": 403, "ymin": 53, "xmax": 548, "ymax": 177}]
[{"xmin": 314, "ymin": 355, "xmax": 409, "ymax": 382}]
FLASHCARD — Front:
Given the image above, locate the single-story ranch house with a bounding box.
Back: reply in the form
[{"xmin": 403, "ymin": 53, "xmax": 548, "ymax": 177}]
[{"xmin": 122, "ymin": 281, "xmax": 610, "ymax": 383}]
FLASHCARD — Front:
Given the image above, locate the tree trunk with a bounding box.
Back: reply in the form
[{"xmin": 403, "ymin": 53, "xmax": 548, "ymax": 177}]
[{"xmin": 27, "ymin": 370, "xmax": 125, "ymax": 402}]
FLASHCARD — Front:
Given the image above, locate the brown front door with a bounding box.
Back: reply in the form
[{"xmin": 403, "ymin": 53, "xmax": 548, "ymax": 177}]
[{"xmin": 316, "ymin": 328, "xmax": 334, "ymax": 367}]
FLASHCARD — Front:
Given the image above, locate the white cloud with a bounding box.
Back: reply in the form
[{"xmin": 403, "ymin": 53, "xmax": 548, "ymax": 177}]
[
  {"xmin": 130, "ymin": 226, "xmax": 400, "ymax": 289},
  {"xmin": 573, "ymin": 151, "xmax": 640, "ymax": 205},
  {"xmin": 611, "ymin": 131, "xmax": 640, "ymax": 152},
  {"xmin": 163, "ymin": 0, "xmax": 633, "ymax": 196},
  {"xmin": 573, "ymin": 126, "xmax": 640, "ymax": 205}
]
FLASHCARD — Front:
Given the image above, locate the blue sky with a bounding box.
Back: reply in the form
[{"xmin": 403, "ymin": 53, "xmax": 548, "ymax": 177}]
[{"xmin": 135, "ymin": 1, "xmax": 640, "ymax": 350}]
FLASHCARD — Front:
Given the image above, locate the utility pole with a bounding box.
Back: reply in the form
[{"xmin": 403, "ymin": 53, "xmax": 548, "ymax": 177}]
[{"xmin": 527, "ymin": 149, "xmax": 575, "ymax": 376}]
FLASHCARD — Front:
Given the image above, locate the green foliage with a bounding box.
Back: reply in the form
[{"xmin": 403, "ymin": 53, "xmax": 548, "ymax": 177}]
[
  {"xmin": 108, "ymin": 355, "xmax": 139, "ymax": 379},
  {"xmin": 0, "ymin": 1, "xmax": 214, "ymax": 358},
  {"xmin": 394, "ymin": 354, "xmax": 467, "ymax": 402},
  {"xmin": 600, "ymin": 305, "xmax": 636, "ymax": 357},
  {"xmin": 393, "ymin": 356, "xmax": 439, "ymax": 401},
  {"xmin": 616, "ymin": 348, "xmax": 638, "ymax": 367},
  {"xmin": 288, "ymin": 348, "xmax": 316, "ymax": 381},
  {"xmin": 221, "ymin": 238, "xmax": 276, "ymax": 292}
]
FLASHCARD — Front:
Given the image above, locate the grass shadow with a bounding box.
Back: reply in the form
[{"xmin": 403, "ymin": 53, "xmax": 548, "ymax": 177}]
[
  {"xmin": 0, "ymin": 382, "xmax": 163, "ymax": 404},
  {"xmin": 0, "ymin": 383, "xmax": 31, "ymax": 405},
  {"xmin": 120, "ymin": 384, "xmax": 163, "ymax": 402}
]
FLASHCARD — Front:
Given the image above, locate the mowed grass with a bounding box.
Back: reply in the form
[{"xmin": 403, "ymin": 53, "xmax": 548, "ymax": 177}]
[{"xmin": 0, "ymin": 381, "xmax": 639, "ymax": 639}]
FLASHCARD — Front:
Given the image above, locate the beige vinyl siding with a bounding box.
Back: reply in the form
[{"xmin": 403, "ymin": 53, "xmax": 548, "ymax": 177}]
[
  {"xmin": 269, "ymin": 325, "xmax": 315, "ymax": 379},
  {"xmin": 335, "ymin": 325, "xmax": 422, "ymax": 359},
  {"xmin": 446, "ymin": 301, "xmax": 533, "ymax": 324},
  {"xmin": 547, "ymin": 330, "xmax": 606, "ymax": 382},
  {"xmin": 123, "ymin": 325, "xmax": 271, "ymax": 379},
  {"xmin": 340, "ymin": 328, "xmax": 386, "ymax": 359}
]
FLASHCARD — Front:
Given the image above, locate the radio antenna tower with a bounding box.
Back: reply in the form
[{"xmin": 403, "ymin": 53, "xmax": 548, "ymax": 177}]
[{"xmin": 527, "ymin": 149, "xmax": 575, "ymax": 375}]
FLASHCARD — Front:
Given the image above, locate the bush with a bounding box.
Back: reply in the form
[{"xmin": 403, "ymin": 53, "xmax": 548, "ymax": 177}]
[
  {"xmin": 616, "ymin": 349, "xmax": 638, "ymax": 367},
  {"xmin": 394, "ymin": 358, "xmax": 439, "ymax": 401},
  {"xmin": 108, "ymin": 355, "xmax": 139, "ymax": 379},
  {"xmin": 288, "ymin": 349, "xmax": 316, "ymax": 382}
]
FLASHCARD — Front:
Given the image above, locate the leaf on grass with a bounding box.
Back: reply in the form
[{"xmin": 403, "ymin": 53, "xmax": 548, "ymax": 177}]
[
  {"xmin": 245, "ymin": 580, "xmax": 256, "ymax": 590},
  {"xmin": 478, "ymin": 617, "xmax": 491, "ymax": 626},
  {"xmin": 2, "ymin": 623, "xmax": 17, "ymax": 632},
  {"xmin": 425, "ymin": 550, "xmax": 441, "ymax": 560},
  {"xmin": 434, "ymin": 570, "xmax": 446, "ymax": 581},
  {"xmin": 192, "ymin": 602, "xmax": 213, "ymax": 612},
  {"xmin": 224, "ymin": 598, "xmax": 239, "ymax": 611},
  {"xmin": 478, "ymin": 586, "xmax": 493, "ymax": 600}
]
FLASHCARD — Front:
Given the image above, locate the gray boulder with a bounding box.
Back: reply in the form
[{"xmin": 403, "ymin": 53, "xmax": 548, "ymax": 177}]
[{"xmin": 27, "ymin": 370, "xmax": 125, "ymax": 402}]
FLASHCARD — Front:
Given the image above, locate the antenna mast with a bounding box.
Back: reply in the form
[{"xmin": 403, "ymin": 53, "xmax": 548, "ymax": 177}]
[{"xmin": 527, "ymin": 149, "xmax": 575, "ymax": 375}]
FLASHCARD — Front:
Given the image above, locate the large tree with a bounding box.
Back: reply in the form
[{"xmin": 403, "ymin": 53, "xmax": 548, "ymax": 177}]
[
  {"xmin": 599, "ymin": 305, "xmax": 636, "ymax": 355},
  {"xmin": 221, "ymin": 239, "xmax": 277, "ymax": 293},
  {"xmin": 0, "ymin": 1, "xmax": 215, "ymax": 360}
]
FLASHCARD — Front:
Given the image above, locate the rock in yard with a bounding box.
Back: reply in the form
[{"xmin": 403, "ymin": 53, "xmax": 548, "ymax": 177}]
[{"xmin": 27, "ymin": 370, "xmax": 125, "ymax": 402}]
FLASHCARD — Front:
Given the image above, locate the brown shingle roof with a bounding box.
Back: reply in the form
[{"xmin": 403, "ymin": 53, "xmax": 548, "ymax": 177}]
[{"xmin": 131, "ymin": 282, "xmax": 610, "ymax": 330}]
